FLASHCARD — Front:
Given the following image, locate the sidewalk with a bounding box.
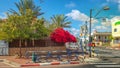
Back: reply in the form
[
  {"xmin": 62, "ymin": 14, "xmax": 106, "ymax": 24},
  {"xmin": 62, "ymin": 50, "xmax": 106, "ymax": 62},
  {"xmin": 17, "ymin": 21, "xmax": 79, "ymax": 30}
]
[
  {"xmin": 0, "ymin": 56, "xmax": 84, "ymax": 67},
  {"xmin": 0, "ymin": 53, "xmax": 99, "ymax": 67},
  {"xmin": 0, "ymin": 56, "xmax": 31, "ymax": 65}
]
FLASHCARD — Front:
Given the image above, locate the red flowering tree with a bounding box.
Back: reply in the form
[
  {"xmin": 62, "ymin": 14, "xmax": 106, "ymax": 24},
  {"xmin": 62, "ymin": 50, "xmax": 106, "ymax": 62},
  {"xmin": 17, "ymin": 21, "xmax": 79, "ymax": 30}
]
[{"xmin": 50, "ymin": 28, "xmax": 77, "ymax": 43}]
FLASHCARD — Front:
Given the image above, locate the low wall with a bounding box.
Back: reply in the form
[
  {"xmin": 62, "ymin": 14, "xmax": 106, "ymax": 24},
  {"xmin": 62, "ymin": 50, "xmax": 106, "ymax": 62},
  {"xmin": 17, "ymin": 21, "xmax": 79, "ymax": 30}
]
[{"xmin": 9, "ymin": 46, "xmax": 66, "ymax": 56}]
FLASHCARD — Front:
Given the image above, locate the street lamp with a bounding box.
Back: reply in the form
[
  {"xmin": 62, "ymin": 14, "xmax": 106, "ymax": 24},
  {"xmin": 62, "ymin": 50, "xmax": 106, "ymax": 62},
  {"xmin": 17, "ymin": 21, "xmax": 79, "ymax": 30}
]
[{"xmin": 89, "ymin": 6, "xmax": 110, "ymax": 57}]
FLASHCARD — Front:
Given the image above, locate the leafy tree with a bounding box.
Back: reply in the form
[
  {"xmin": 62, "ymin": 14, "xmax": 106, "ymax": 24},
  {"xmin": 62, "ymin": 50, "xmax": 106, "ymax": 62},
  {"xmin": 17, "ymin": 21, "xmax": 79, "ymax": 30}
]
[
  {"xmin": 0, "ymin": 19, "xmax": 9, "ymax": 40},
  {"xmin": 108, "ymin": 35, "xmax": 114, "ymax": 41},
  {"xmin": 8, "ymin": 0, "xmax": 45, "ymax": 49},
  {"xmin": 29, "ymin": 18, "xmax": 49, "ymax": 47},
  {"xmin": 2, "ymin": 12, "xmax": 49, "ymax": 57},
  {"xmin": 1, "ymin": 14, "xmax": 31, "ymax": 57},
  {"xmin": 5, "ymin": 0, "xmax": 45, "ymax": 57},
  {"xmin": 0, "ymin": 31, "xmax": 9, "ymax": 40}
]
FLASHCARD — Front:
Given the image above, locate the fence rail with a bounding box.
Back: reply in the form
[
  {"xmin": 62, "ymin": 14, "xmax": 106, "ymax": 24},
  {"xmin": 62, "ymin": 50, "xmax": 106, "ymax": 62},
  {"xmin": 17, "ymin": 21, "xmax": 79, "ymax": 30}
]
[
  {"xmin": 9, "ymin": 39, "xmax": 64, "ymax": 47},
  {"xmin": 9, "ymin": 46, "xmax": 66, "ymax": 56},
  {"xmin": 24, "ymin": 50, "xmax": 88, "ymax": 62}
]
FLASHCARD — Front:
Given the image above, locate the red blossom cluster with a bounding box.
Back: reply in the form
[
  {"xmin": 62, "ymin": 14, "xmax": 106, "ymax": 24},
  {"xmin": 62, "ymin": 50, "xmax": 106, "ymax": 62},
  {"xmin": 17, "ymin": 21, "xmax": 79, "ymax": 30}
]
[{"xmin": 50, "ymin": 28, "xmax": 77, "ymax": 43}]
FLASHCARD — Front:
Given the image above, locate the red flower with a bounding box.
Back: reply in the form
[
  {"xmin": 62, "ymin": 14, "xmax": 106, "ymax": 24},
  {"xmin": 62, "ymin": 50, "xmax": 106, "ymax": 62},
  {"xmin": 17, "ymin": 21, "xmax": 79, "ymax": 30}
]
[{"xmin": 50, "ymin": 28, "xmax": 77, "ymax": 43}]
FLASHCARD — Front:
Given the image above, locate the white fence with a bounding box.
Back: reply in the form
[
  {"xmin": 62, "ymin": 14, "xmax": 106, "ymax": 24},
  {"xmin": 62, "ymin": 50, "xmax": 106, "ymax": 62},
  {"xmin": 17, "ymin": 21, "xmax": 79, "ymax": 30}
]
[{"xmin": 0, "ymin": 40, "xmax": 8, "ymax": 55}]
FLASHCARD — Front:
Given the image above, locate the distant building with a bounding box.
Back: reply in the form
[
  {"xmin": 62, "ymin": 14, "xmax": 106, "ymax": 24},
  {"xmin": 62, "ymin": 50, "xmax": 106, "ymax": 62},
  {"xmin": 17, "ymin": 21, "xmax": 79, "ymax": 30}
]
[
  {"xmin": 111, "ymin": 17, "xmax": 120, "ymax": 46},
  {"xmin": 93, "ymin": 32, "xmax": 111, "ymax": 46}
]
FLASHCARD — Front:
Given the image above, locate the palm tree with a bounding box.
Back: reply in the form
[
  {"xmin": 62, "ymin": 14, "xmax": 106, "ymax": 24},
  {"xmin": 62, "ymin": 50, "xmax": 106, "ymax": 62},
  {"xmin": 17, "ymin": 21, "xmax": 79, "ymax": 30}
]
[
  {"xmin": 9, "ymin": 0, "xmax": 43, "ymax": 17},
  {"xmin": 51, "ymin": 14, "xmax": 71, "ymax": 29}
]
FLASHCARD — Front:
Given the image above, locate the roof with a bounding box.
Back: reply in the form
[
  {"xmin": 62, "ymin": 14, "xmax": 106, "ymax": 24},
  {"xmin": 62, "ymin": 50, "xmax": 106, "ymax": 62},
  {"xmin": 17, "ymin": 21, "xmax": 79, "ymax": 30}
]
[
  {"xmin": 93, "ymin": 32, "xmax": 111, "ymax": 36},
  {"xmin": 115, "ymin": 21, "xmax": 120, "ymax": 26}
]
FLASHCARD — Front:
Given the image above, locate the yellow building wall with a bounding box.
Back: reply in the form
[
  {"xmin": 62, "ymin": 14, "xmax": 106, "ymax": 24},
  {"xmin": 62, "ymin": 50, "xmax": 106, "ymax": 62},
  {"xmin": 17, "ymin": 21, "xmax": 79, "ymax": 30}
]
[
  {"xmin": 112, "ymin": 23, "xmax": 120, "ymax": 37},
  {"xmin": 111, "ymin": 20, "xmax": 120, "ymax": 46}
]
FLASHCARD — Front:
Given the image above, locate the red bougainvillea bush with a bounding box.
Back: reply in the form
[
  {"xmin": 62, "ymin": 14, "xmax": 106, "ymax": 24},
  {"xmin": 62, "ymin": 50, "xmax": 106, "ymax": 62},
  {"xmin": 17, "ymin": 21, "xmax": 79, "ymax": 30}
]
[{"xmin": 50, "ymin": 28, "xmax": 77, "ymax": 43}]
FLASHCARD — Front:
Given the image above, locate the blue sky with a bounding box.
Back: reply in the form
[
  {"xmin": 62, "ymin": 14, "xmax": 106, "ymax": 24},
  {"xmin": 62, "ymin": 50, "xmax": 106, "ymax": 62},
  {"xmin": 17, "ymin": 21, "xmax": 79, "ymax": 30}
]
[{"xmin": 0, "ymin": 0, "xmax": 120, "ymax": 36}]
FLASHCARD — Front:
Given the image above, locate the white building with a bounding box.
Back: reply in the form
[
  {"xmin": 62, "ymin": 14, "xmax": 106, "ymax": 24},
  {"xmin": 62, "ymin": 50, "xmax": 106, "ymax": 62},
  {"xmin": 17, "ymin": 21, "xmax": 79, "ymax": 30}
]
[{"xmin": 111, "ymin": 16, "xmax": 120, "ymax": 46}]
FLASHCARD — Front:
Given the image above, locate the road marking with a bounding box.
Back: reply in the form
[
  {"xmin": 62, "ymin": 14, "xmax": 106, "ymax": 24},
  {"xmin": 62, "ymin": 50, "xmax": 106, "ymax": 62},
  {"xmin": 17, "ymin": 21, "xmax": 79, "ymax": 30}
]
[
  {"xmin": 95, "ymin": 65, "xmax": 120, "ymax": 67},
  {"xmin": 90, "ymin": 63, "xmax": 117, "ymax": 64}
]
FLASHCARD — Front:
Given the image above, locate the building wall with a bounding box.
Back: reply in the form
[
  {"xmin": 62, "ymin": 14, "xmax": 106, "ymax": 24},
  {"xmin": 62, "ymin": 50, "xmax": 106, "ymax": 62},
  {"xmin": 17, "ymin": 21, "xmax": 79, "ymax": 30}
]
[
  {"xmin": 94, "ymin": 35, "xmax": 110, "ymax": 42},
  {"xmin": 112, "ymin": 21, "xmax": 120, "ymax": 37},
  {"xmin": 93, "ymin": 32, "xmax": 111, "ymax": 46},
  {"xmin": 111, "ymin": 20, "xmax": 120, "ymax": 46}
]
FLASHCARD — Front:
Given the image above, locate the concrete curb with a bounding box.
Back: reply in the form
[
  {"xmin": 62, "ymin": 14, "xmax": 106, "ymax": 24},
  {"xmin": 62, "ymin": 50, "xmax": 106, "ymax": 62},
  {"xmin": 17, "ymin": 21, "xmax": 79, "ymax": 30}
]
[
  {"xmin": 21, "ymin": 61, "xmax": 80, "ymax": 67},
  {"xmin": 21, "ymin": 63, "xmax": 40, "ymax": 67}
]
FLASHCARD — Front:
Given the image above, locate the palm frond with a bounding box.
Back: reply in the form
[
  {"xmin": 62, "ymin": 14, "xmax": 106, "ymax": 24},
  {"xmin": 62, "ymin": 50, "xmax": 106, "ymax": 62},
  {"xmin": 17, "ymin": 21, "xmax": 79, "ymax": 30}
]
[
  {"xmin": 51, "ymin": 14, "xmax": 71, "ymax": 28},
  {"xmin": 8, "ymin": 0, "xmax": 43, "ymax": 17}
]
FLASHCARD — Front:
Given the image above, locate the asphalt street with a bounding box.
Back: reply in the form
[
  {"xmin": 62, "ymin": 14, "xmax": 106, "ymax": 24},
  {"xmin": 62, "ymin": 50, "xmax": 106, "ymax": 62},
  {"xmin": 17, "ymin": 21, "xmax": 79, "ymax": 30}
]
[{"xmin": 94, "ymin": 46, "xmax": 120, "ymax": 64}]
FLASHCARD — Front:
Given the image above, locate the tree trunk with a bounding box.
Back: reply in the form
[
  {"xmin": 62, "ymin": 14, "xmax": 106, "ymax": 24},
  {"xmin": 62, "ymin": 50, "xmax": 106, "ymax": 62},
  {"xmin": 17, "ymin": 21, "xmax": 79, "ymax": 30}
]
[
  {"xmin": 32, "ymin": 38, "xmax": 35, "ymax": 50},
  {"xmin": 19, "ymin": 39, "xmax": 22, "ymax": 58},
  {"xmin": 25, "ymin": 40, "xmax": 27, "ymax": 53}
]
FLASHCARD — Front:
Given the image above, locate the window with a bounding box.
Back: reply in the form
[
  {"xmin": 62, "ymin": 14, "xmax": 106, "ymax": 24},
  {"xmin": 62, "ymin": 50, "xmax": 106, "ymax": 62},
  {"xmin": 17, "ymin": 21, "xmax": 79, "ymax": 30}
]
[
  {"xmin": 114, "ymin": 28, "xmax": 117, "ymax": 32},
  {"xmin": 99, "ymin": 36, "xmax": 101, "ymax": 39}
]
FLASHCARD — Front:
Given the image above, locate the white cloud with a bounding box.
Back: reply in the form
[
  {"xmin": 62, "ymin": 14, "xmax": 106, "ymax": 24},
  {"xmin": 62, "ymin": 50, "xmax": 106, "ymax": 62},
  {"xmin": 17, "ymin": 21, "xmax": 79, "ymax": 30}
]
[
  {"xmin": 110, "ymin": 16, "xmax": 120, "ymax": 23},
  {"xmin": 67, "ymin": 28, "xmax": 80, "ymax": 37},
  {"xmin": 95, "ymin": 25, "xmax": 111, "ymax": 32},
  {"xmin": 0, "ymin": 13, "xmax": 7, "ymax": 19},
  {"xmin": 65, "ymin": 2, "xmax": 76, "ymax": 8},
  {"xmin": 101, "ymin": 18, "xmax": 111, "ymax": 26},
  {"xmin": 91, "ymin": 18, "xmax": 98, "ymax": 23},
  {"xmin": 66, "ymin": 10, "xmax": 88, "ymax": 21},
  {"xmin": 66, "ymin": 10, "xmax": 98, "ymax": 23},
  {"xmin": 94, "ymin": 16, "xmax": 120, "ymax": 32}
]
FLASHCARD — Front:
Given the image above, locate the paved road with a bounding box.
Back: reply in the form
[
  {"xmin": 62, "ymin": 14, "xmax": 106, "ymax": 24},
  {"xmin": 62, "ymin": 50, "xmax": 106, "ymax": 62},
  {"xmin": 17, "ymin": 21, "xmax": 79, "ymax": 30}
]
[
  {"xmin": 96, "ymin": 46, "xmax": 120, "ymax": 56},
  {"xmin": 94, "ymin": 46, "xmax": 120, "ymax": 64}
]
